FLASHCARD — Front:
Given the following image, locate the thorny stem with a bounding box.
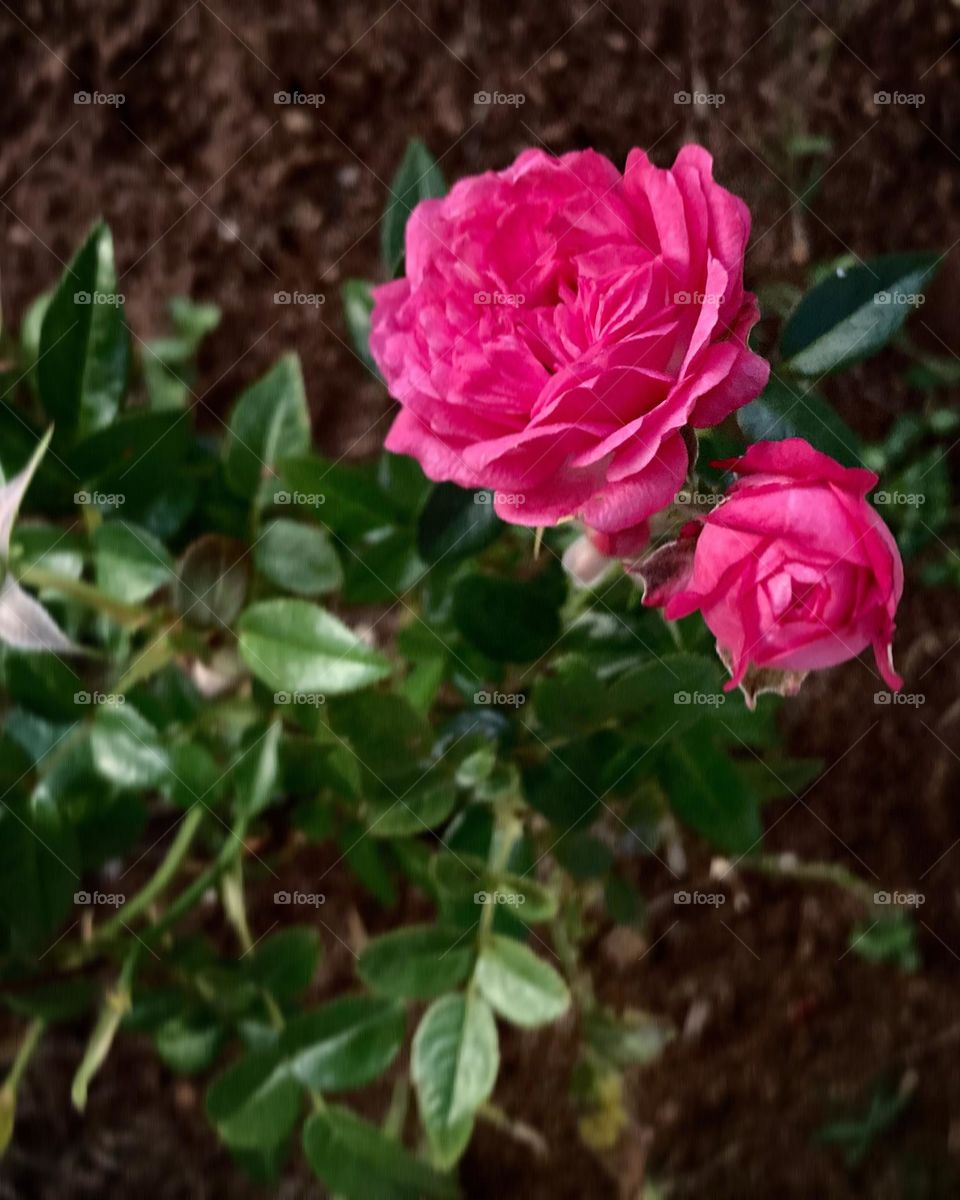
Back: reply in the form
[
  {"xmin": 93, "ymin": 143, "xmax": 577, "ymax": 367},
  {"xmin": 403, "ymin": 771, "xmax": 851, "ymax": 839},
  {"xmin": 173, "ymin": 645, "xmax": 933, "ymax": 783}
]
[
  {"xmin": 743, "ymin": 852, "xmax": 876, "ymax": 906},
  {"xmin": 70, "ymin": 947, "xmax": 139, "ymax": 1111},
  {"xmin": 16, "ymin": 565, "xmax": 151, "ymax": 629},
  {"xmin": 3, "ymin": 1018, "xmax": 44, "ymax": 1096},
  {"xmin": 95, "ymin": 805, "xmax": 206, "ymax": 941},
  {"xmin": 479, "ymin": 1102, "xmax": 549, "ymax": 1159}
]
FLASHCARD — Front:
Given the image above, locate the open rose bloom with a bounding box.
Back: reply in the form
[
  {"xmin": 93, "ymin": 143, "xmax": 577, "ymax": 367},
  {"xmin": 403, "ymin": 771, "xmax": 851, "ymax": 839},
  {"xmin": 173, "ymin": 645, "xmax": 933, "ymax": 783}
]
[
  {"xmin": 637, "ymin": 439, "xmax": 904, "ymax": 703},
  {"xmin": 370, "ymin": 146, "xmax": 768, "ymax": 539}
]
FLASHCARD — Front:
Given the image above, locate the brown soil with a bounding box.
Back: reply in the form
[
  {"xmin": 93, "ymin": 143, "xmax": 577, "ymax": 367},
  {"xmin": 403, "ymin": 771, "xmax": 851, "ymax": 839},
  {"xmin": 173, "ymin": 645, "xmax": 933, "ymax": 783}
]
[{"xmin": 2, "ymin": 1, "xmax": 960, "ymax": 1197}]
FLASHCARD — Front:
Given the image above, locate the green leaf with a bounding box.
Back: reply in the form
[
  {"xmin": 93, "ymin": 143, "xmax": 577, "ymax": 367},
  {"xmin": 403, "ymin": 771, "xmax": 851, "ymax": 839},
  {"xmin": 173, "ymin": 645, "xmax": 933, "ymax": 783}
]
[
  {"xmin": 92, "ymin": 520, "xmax": 173, "ymax": 603},
  {"xmin": 431, "ymin": 853, "xmax": 559, "ymax": 923},
  {"xmin": 3, "ymin": 979, "xmax": 96, "ymax": 1023},
  {"xmin": 341, "ymin": 279, "xmax": 379, "ymax": 376},
  {"xmin": 781, "ymin": 252, "xmax": 941, "ymax": 375},
  {"xmin": 224, "ymin": 355, "xmax": 311, "ymax": 501},
  {"xmin": 411, "ymin": 992, "xmax": 498, "ymax": 1166},
  {"xmin": 583, "ymin": 1008, "xmax": 674, "ymax": 1068},
  {"xmin": 850, "ymin": 911, "xmax": 919, "ymax": 973},
  {"xmin": 367, "ymin": 777, "xmax": 458, "ymax": 839},
  {"xmin": 248, "ymin": 926, "xmax": 322, "ymax": 1000},
  {"xmin": 253, "ymin": 519, "xmax": 342, "ymax": 596},
  {"xmin": 416, "ymin": 483, "xmax": 502, "ymax": 566},
  {"xmin": 737, "ymin": 377, "xmax": 862, "ymax": 467},
  {"xmin": 0, "ymin": 794, "xmax": 79, "ymax": 949},
  {"xmin": 381, "ymin": 139, "xmax": 446, "ymax": 276},
  {"xmin": 452, "ymin": 571, "xmax": 563, "ymax": 663},
  {"xmin": 554, "ymin": 831, "xmax": 613, "ymax": 880},
  {"xmin": 173, "ymin": 535, "xmax": 250, "ymax": 630},
  {"xmin": 358, "ymin": 925, "xmax": 474, "ymax": 999},
  {"xmin": 166, "ymin": 742, "xmax": 224, "ymax": 808},
  {"xmin": 280, "ymin": 995, "xmax": 405, "ymax": 1091},
  {"xmin": 474, "ymin": 935, "xmax": 570, "ymax": 1029},
  {"xmin": 660, "ymin": 738, "xmax": 762, "ymax": 856},
  {"xmin": 155, "ymin": 1015, "xmax": 225, "ymax": 1074},
  {"xmin": 238, "ymin": 599, "xmax": 391, "ymax": 695},
  {"xmin": 70, "ymin": 411, "xmax": 192, "ymax": 510},
  {"xmin": 90, "ymin": 703, "xmax": 169, "ymax": 789},
  {"xmin": 232, "ymin": 721, "xmax": 281, "ymax": 819},
  {"xmin": 37, "ymin": 221, "xmax": 130, "ymax": 439},
  {"xmin": 206, "ymin": 1046, "xmax": 301, "ymax": 1150},
  {"xmin": 169, "ymin": 295, "xmax": 221, "ymax": 348},
  {"xmin": 303, "ymin": 1105, "xmax": 460, "ymax": 1199}
]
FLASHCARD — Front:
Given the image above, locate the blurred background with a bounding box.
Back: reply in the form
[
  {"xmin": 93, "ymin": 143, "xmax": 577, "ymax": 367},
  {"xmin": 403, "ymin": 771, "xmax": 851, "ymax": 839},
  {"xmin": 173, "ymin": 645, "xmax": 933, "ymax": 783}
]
[{"xmin": 2, "ymin": 1, "xmax": 960, "ymax": 1196}]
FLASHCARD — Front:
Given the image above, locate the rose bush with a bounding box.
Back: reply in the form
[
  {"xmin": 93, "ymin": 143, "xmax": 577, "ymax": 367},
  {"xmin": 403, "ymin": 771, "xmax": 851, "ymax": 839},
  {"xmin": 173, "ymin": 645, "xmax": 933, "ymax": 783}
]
[
  {"xmin": 370, "ymin": 145, "xmax": 768, "ymax": 540},
  {"xmin": 637, "ymin": 438, "xmax": 904, "ymax": 700}
]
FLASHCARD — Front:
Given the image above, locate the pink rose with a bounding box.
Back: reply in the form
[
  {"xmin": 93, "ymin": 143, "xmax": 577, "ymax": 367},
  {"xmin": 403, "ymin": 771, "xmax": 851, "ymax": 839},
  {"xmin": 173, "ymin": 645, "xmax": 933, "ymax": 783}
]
[
  {"xmin": 639, "ymin": 439, "xmax": 904, "ymax": 699},
  {"xmin": 370, "ymin": 145, "xmax": 768, "ymax": 536}
]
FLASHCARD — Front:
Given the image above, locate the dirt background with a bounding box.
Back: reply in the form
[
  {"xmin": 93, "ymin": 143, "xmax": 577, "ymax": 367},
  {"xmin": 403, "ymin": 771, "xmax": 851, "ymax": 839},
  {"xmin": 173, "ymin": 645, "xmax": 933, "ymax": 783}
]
[{"xmin": 2, "ymin": 0, "xmax": 960, "ymax": 1197}]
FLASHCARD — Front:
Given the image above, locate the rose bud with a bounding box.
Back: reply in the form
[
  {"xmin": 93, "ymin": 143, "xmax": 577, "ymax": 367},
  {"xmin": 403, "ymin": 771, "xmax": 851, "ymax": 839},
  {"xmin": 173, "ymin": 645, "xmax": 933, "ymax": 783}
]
[{"xmin": 634, "ymin": 439, "xmax": 904, "ymax": 705}]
